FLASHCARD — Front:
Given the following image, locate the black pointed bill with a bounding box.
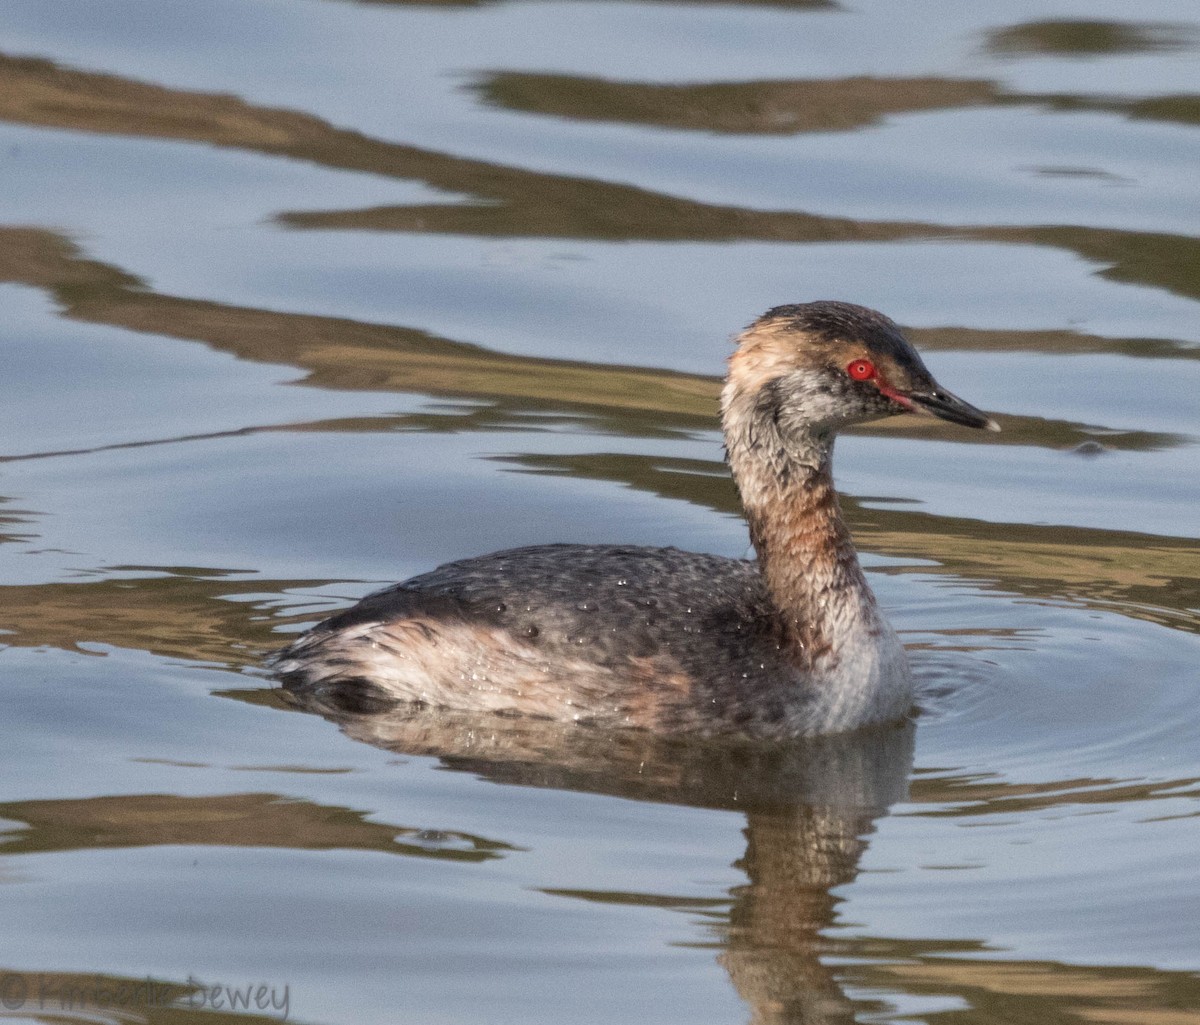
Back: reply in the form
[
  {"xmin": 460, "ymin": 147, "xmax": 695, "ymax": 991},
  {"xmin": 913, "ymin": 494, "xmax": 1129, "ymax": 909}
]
[{"xmin": 907, "ymin": 387, "xmax": 1000, "ymax": 432}]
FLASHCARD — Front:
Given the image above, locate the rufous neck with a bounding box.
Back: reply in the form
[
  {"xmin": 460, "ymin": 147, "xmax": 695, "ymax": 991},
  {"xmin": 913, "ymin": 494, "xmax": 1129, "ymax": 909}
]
[{"xmin": 724, "ymin": 413, "xmax": 874, "ymax": 666}]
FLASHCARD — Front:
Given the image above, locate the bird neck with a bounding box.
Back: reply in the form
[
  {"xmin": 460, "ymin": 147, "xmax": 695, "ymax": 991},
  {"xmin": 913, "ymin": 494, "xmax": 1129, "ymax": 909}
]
[{"xmin": 724, "ymin": 407, "xmax": 876, "ymax": 668}]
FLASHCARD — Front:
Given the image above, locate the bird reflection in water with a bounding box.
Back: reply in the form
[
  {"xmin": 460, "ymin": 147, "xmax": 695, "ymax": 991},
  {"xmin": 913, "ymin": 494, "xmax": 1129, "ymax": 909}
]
[{"xmin": 283, "ymin": 687, "xmax": 914, "ymax": 1025}]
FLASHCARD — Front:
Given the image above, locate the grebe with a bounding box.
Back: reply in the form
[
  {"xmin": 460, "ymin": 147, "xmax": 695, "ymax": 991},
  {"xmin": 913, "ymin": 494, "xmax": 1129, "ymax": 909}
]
[{"xmin": 274, "ymin": 302, "xmax": 998, "ymax": 737}]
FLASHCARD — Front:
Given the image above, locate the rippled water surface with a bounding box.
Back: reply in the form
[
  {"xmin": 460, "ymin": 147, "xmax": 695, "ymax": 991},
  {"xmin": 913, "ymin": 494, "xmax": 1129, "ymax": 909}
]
[{"xmin": 1, "ymin": 1, "xmax": 1198, "ymax": 1023}]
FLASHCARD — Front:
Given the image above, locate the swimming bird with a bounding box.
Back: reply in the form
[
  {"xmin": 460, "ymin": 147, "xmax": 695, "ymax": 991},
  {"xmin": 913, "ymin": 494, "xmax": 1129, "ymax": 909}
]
[{"xmin": 273, "ymin": 301, "xmax": 998, "ymax": 737}]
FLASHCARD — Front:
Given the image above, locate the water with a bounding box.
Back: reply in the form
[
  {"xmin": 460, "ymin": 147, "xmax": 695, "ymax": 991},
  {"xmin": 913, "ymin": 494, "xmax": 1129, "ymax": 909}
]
[{"xmin": 0, "ymin": 1, "xmax": 1197, "ymax": 1022}]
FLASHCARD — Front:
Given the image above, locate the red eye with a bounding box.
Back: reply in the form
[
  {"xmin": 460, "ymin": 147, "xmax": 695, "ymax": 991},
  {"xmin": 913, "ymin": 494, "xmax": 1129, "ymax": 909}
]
[{"xmin": 847, "ymin": 359, "xmax": 875, "ymax": 381}]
